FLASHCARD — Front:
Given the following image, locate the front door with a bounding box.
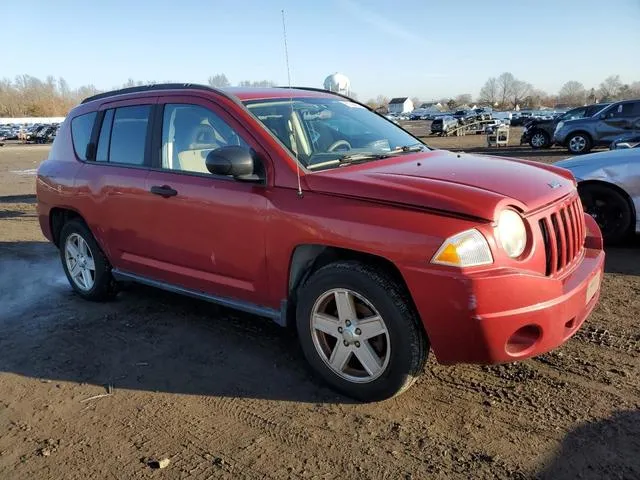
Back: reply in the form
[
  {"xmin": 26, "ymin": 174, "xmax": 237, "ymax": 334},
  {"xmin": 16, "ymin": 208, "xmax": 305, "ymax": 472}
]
[{"xmin": 141, "ymin": 97, "xmax": 271, "ymax": 306}]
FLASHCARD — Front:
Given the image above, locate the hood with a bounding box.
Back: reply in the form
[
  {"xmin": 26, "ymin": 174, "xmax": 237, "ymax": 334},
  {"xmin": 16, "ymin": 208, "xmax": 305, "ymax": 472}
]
[
  {"xmin": 555, "ymin": 147, "xmax": 640, "ymax": 170},
  {"xmin": 305, "ymin": 150, "xmax": 575, "ymax": 221}
]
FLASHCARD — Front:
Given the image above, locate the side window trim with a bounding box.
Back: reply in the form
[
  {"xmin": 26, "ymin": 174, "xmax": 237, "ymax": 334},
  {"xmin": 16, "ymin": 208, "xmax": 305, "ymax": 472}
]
[{"xmin": 86, "ymin": 110, "xmax": 104, "ymax": 160}]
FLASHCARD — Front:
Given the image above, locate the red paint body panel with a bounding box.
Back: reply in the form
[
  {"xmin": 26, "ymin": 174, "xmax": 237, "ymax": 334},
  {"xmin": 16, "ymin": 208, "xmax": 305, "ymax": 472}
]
[{"xmin": 36, "ymin": 86, "xmax": 605, "ymax": 365}]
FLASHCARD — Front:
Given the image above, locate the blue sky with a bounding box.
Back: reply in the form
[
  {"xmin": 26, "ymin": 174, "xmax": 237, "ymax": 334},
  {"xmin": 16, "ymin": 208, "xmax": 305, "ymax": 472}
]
[{"xmin": 3, "ymin": 0, "xmax": 640, "ymax": 100}]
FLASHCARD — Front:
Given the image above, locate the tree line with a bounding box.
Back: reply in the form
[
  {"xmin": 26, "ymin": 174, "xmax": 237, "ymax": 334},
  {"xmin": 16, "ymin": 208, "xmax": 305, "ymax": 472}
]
[
  {"xmin": 366, "ymin": 73, "xmax": 640, "ymax": 112},
  {"xmin": 0, "ymin": 73, "xmax": 277, "ymax": 117},
  {"xmin": 2, "ymin": 72, "xmax": 639, "ymax": 117}
]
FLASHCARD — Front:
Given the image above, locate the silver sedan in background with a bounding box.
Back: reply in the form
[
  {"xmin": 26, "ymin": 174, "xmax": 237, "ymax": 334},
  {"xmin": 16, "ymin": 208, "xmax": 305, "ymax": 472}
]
[{"xmin": 555, "ymin": 143, "xmax": 640, "ymax": 244}]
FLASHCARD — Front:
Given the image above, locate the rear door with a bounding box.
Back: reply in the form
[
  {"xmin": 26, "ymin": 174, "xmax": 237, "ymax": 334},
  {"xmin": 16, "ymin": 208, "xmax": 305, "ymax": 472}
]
[
  {"xmin": 75, "ymin": 97, "xmax": 157, "ymax": 272},
  {"xmin": 596, "ymin": 101, "xmax": 638, "ymax": 144}
]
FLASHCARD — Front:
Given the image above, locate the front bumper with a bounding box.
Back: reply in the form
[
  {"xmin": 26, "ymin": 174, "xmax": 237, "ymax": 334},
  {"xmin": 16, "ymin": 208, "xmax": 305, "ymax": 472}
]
[
  {"xmin": 553, "ymin": 130, "xmax": 568, "ymax": 146},
  {"xmin": 401, "ymin": 234, "xmax": 605, "ymax": 365}
]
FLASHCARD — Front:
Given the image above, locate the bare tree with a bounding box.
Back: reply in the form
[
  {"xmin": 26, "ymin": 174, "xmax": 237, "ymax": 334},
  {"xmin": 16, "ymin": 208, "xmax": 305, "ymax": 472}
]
[
  {"xmin": 497, "ymin": 73, "xmax": 516, "ymax": 108},
  {"xmin": 618, "ymin": 81, "xmax": 640, "ymax": 100},
  {"xmin": 238, "ymin": 80, "xmax": 276, "ymax": 87},
  {"xmin": 411, "ymin": 97, "xmax": 420, "ymax": 108},
  {"xmin": 478, "ymin": 77, "xmax": 498, "ymax": 106},
  {"xmin": 599, "ymin": 75, "xmax": 623, "ymax": 101},
  {"xmin": 455, "ymin": 93, "xmax": 473, "ymax": 106},
  {"xmin": 207, "ymin": 74, "xmax": 230, "ymax": 88},
  {"xmin": 375, "ymin": 95, "xmax": 389, "ymax": 107},
  {"xmin": 558, "ymin": 81, "xmax": 586, "ymax": 106}
]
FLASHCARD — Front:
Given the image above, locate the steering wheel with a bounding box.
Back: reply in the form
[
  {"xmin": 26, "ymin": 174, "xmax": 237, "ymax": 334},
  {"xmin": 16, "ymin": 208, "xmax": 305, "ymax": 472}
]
[{"xmin": 327, "ymin": 140, "xmax": 352, "ymax": 152}]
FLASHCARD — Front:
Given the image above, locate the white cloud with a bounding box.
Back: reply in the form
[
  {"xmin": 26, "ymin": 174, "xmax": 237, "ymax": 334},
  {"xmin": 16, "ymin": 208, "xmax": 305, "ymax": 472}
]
[{"xmin": 336, "ymin": 0, "xmax": 431, "ymax": 47}]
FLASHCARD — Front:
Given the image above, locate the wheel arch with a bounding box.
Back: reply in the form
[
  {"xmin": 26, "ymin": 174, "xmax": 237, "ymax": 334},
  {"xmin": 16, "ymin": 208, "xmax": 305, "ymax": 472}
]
[
  {"xmin": 50, "ymin": 207, "xmax": 85, "ymax": 247},
  {"xmin": 285, "ymin": 244, "xmax": 422, "ymax": 331},
  {"xmin": 578, "ymin": 179, "xmax": 637, "ymax": 227}
]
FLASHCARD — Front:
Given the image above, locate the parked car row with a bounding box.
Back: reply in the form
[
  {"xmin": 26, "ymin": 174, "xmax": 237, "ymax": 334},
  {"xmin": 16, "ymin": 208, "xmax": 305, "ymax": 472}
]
[
  {"xmin": 521, "ymin": 103, "xmax": 611, "ymax": 149},
  {"xmin": 519, "ymin": 98, "xmax": 640, "ymax": 154},
  {"xmin": 0, "ymin": 123, "xmax": 61, "ymax": 144}
]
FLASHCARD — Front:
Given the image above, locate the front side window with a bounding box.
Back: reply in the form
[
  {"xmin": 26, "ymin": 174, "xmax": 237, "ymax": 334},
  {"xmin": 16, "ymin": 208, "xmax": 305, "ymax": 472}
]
[
  {"xmin": 244, "ymin": 97, "xmax": 427, "ymax": 170},
  {"xmin": 561, "ymin": 108, "xmax": 586, "ymax": 121},
  {"xmin": 108, "ymin": 106, "xmax": 151, "ymax": 165},
  {"xmin": 161, "ymin": 104, "xmax": 248, "ymax": 174},
  {"xmin": 71, "ymin": 112, "xmax": 97, "ymax": 160}
]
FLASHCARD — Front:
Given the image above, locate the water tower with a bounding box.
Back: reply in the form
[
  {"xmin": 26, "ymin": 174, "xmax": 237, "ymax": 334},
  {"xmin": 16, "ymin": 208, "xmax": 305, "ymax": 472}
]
[{"xmin": 323, "ymin": 73, "xmax": 350, "ymax": 95}]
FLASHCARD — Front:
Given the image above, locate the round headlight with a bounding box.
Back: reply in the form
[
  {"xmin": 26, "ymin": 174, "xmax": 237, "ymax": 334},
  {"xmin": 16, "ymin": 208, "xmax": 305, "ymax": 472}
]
[{"xmin": 497, "ymin": 210, "xmax": 527, "ymax": 258}]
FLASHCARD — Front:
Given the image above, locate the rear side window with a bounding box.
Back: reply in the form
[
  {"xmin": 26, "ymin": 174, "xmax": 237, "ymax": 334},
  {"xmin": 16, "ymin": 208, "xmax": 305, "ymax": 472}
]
[
  {"xmin": 71, "ymin": 112, "xmax": 97, "ymax": 160},
  {"xmin": 108, "ymin": 105, "xmax": 151, "ymax": 165}
]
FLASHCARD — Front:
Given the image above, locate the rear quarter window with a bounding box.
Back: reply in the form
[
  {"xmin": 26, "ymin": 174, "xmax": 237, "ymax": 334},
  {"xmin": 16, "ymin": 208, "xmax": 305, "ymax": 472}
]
[{"xmin": 71, "ymin": 112, "xmax": 97, "ymax": 160}]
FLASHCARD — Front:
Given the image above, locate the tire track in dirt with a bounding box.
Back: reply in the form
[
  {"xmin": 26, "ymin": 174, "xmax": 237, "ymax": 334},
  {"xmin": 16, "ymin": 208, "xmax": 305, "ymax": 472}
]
[
  {"xmin": 574, "ymin": 324, "xmax": 640, "ymax": 355},
  {"xmin": 426, "ymin": 362, "xmax": 632, "ymax": 428}
]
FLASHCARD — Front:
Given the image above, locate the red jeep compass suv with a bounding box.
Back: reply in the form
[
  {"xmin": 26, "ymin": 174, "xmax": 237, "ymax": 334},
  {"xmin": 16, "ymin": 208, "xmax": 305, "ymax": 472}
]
[{"xmin": 36, "ymin": 84, "xmax": 605, "ymax": 401}]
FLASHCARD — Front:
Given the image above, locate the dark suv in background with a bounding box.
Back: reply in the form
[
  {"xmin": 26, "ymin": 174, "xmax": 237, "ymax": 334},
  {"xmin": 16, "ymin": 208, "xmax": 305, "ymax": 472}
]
[
  {"xmin": 553, "ymin": 99, "xmax": 640, "ymax": 154},
  {"xmin": 521, "ymin": 103, "xmax": 610, "ymax": 149}
]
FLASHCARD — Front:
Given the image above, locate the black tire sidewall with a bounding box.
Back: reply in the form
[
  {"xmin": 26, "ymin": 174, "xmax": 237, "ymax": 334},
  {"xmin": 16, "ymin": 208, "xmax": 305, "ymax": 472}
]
[
  {"xmin": 579, "ymin": 184, "xmax": 633, "ymax": 244},
  {"xmin": 59, "ymin": 219, "xmax": 116, "ymax": 300},
  {"xmin": 296, "ymin": 263, "xmax": 426, "ymax": 401}
]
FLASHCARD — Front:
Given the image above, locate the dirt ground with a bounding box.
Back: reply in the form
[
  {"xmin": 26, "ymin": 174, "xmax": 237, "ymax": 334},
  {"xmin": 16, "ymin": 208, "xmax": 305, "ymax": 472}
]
[{"xmin": 1, "ymin": 131, "xmax": 639, "ymax": 480}]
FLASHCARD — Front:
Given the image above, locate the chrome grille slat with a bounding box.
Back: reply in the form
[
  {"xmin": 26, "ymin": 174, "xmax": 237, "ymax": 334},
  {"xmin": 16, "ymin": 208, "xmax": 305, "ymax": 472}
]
[{"xmin": 538, "ymin": 196, "xmax": 586, "ymax": 276}]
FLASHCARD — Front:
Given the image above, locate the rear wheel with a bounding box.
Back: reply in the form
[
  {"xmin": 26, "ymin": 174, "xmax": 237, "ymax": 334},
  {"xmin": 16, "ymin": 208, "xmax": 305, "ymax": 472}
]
[
  {"xmin": 59, "ymin": 219, "xmax": 118, "ymax": 301},
  {"xmin": 529, "ymin": 131, "xmax": 550, "ymax": 149},
  {"xmin": 296, "ymin": 261, "xmax": 428, "ymax": 402},
  {"xmin": 567, "ymin": 132, "xmax": 592, "ymax": 154},
  {"xmin": 578, "ymin": 183, "xmax": 633, "ymax": 244}
]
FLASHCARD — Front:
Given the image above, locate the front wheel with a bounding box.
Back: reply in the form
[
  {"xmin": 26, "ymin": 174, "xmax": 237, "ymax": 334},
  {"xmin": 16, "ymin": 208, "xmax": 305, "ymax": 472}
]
[
  {"xmin": 578, "ymin": 183, "xmax": 633, "ymax": 244},
  {"xmin": 296, "ymin": 261, "xmax": 428, "ymax": 402},
  {"xmin": 567, "ymin": 133, "xmax": 592, "ymax": 154},
  {"xmin": 529, "ymin": 131, "xmax": 550, "ymax": 149}
]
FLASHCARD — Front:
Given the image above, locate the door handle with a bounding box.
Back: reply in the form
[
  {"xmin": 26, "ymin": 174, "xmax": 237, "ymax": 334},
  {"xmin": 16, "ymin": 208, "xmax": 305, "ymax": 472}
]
[{"xmin": 150, "ymin": 185, "xmax": 178, "ymax": 198}]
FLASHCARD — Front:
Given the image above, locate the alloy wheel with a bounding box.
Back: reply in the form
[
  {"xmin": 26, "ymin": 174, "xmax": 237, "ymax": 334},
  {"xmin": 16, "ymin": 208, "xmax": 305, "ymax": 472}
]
[
  {"xmin": 64, "ymin": 233, "xmax": 96, "ymax": 291},
  {"xmin": 310, "ymin": 288, "xmax": 390, "ymax": 383}
]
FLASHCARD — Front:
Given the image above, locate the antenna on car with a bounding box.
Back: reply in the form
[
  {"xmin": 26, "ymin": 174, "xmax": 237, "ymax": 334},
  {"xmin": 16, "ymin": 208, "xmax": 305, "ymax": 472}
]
[{"xmin": 281, "ymin": 9, "xmax": 303, "ymax": 198}]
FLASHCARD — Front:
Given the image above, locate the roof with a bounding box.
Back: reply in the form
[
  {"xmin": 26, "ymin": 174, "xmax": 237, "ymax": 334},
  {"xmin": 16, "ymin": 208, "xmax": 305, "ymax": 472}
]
[
  {"xmin": 389, "ymin": 97, "xmax": 409, "ymax": 104},
  {"xmin": 80, "ymin": 83, "xmax": 339, "ymax": 105}
]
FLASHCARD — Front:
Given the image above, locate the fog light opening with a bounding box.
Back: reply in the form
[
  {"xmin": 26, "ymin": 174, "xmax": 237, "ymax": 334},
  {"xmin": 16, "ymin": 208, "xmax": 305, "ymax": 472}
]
[
  {"xmin": 506, "ymin": 324, "xmax": 542, "ymax": 356},
  {"xmin": 565, "ymin": 317, "xmax": 576, "ymax": 330}
]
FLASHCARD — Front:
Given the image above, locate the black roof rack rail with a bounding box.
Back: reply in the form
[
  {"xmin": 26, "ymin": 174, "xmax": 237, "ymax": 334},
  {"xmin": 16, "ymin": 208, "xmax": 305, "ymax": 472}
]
[{"xmin": 81, "ymin": 83, "xmax": 218, "ymax": 104}]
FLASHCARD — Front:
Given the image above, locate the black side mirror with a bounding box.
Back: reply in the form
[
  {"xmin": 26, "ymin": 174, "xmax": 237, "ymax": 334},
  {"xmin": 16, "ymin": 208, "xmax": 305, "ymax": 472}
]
[{"xmin": 205, "ymin": 146, "xmax": 261, "ymax": 181}]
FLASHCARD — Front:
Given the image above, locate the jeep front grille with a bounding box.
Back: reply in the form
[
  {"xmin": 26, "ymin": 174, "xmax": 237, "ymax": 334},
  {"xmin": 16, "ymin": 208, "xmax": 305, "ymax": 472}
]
[{"xmin": 538, "ymin": 196, "xmax": 586, "ymax": 276}]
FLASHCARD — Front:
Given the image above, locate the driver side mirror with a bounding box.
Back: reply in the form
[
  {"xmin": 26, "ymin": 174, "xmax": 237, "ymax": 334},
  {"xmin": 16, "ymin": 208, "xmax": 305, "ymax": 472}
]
[{"xmin": 205, "ymin": 146, "xmax": 263, "ymax": 182}]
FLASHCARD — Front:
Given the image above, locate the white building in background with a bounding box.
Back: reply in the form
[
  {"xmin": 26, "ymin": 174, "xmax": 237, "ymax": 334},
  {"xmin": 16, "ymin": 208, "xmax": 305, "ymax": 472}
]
[
  {"xmin": 323, "ymin": 73, "xmax": 350, "ymax": 95},
  {"xmin": 418, "ymin": 102, "xmax": 445, "ymax": 114},
  {"xmin": 387, "ymin": 97, "xmax": 414, "ymax": 114},
  {"xmin": 0, "ymin": 117, "xmax": 65, "ymax": 125}
]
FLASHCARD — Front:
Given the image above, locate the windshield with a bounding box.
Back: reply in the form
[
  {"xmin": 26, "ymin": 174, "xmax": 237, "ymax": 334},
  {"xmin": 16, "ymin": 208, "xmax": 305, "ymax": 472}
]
[{"xmin": 244, "ymin": 97, "xmax": 427, "ymax": 170}]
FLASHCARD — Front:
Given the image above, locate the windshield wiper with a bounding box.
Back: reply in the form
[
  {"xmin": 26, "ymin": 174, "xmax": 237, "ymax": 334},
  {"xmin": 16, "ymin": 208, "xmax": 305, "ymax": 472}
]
[
  {"xmin": 390, "ymin": 143, "xmax": 427, "ymax": 153},
  {"xmin": 337, "ymin": 152, "xmax": 391, "ymax": 165}
]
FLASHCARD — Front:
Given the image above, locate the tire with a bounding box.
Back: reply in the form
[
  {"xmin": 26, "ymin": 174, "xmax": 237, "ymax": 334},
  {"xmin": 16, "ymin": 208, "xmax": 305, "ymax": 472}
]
[
  {"xmin": 567, "ymin": 132, "xmax": 592, "ymax": 154},
  {"xmin": 578, "ymin": 183, "xmax": 633, "ymax": 245},
  {"xmin": 295, "ymin": 261, "xmax": 428, "ymax": 402},
  {"xmin": 59, "ymin": 219, "xmax": 119, "ymax": 301},
  {"xmin": 529, "ymin": 131, "xmax": 550, "ymax": 149}
]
